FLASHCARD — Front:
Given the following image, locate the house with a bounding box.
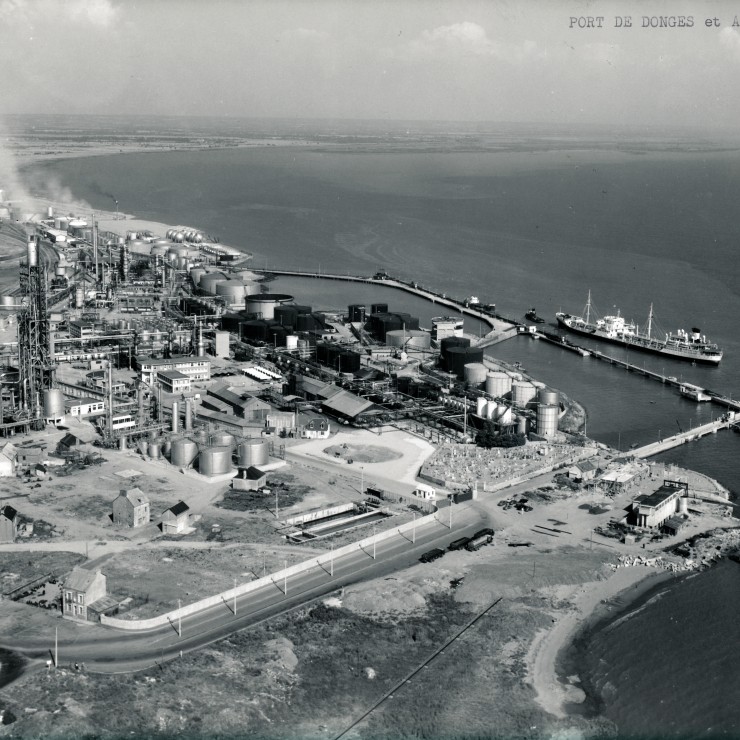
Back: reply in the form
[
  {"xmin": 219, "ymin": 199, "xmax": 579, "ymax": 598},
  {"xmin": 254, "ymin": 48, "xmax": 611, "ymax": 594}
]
[
  {"xmin": 161, "ymin": 501, "xmax": 190, "ymax": 534},
  {"xmin": 0, "ymin": 505, "xmax": 19, "ymax": 543},
  {"xmin": 0, "ymin": 443, "xmax": 15, "ymax": 477},
  {"xmin": 567, "ymin": 459, "xmax": 600, "ymax": 483},
  {"xmin": 298, "ymin": 411, "xmax": 330, "ymax": 439},
  {"xmin": 67, "ymin": 397, "xmax": 106, "ymax": 418},
  {"xmin": 112, "ymin": 488, "xmax": 150, "ymax": 528},
  {"xmin": 414, "ymin": 483, "xmax": 436, "ymax": 501},
  {"xmin": 62, "ymin": 568, "xmax": 107, "ymax": 622},
  {"xmin": 57, "ymin": 433, "xmax": 83, "ymax": 454},
  {"xmin": 232, "ymin": 466, "xmax": 267, "ymax": 491}
]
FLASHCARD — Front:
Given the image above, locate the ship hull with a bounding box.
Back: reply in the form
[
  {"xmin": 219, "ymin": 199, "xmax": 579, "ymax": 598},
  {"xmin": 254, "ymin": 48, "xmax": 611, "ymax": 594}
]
[{"xmin": 555, "ymin": 314, "xmax": 722, "ymax": 364}]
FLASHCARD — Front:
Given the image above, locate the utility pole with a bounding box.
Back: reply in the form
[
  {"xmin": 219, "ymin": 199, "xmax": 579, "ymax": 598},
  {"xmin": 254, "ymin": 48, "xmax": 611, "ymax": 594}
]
[
  {"xmin": 283, "ymin": 561, "xmax": 287, "ymax": 595},
  {"xmin": 412, "ymin": 513, "xmax": 416, "ymax": 543},
  {"xmin": 330, "ymin": 545, "xmax": 334, "ymax": 577},
  {"xmin": 178, "ymin": 599, "xmax": 182, "ymax": 637},
  {"xmin": 233, "ymin": 578, "xmax": 237, "ymax": 616},
  {"xmin": 275, "ymin": 490, "xmax": 279, "ymax": 519},
  {"xmin": 372, "ymin": 523, "xmax": 377, "ymax": 559},
  {"xmin": 55, "ymin": 626, "xmax": 58, "ymax": 668}
]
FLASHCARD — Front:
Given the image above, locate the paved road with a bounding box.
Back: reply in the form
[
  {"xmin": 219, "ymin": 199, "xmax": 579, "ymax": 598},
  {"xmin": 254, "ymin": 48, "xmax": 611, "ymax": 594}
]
[{"xmin": 1, "ymin": 504, "xmax": 487, "ymax": 678}]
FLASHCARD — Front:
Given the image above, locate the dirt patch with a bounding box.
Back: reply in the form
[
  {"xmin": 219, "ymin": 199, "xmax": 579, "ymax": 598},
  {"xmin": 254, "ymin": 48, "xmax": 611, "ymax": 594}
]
[{"xmin": 323, "ymin": 444, "xmax": 403, "ymax": 464}]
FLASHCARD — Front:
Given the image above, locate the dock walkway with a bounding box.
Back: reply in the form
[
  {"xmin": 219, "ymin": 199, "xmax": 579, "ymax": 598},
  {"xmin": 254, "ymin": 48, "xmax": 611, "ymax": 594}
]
[{"xmin": 630, "ymin": 416, "xmax": 736, "ymax": 458}]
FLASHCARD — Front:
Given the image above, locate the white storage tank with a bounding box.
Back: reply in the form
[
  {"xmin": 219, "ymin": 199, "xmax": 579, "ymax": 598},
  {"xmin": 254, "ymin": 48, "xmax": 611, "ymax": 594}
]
[
  {"xmin": 536, "ymin": 404, "xmax": 559, "ymax": 438},
  {"xmin": 464, "ymin": 362, "xmax": 488, "ymax": 388},
  {"xmin": 216, "ymin": 280, "xmax": 247, "ymax": 303},
  {"xmin": 476, "ymin": 397, "xmax": 487, "ymax": 417},
  {"xmin": 237, "ymin": 438, "xmax": 269, "ymax": 467},
  {"xmin": 538, "ymin": 388, "xmax": 559, "ymax": 407},
  {"xmin": 385, "ymin": 329, "xmax": 431, "ymax": 350},
  {"xmin": 170, "ymin": 437, "xmax": 199, "ymax": 467},
  {"xmin": 43, "ymin": 389, "xmax": 65, "ymax": 419},
  {"xmin": 516, "ymin": 415, "xmax": 529, "ymax": 435},
  {"xmin": 75, "ymin": 287, "xmax": 84, "ymax": 309},
  {"xmin": 210, "ymin": 432, "xmax": 236, "ymax": 449},
  {"xmin": 512, "ymin": 381, "xmax": 537, "ymax": 407},
  {"xmin": 189, "ymin": 267, "xmax": 207, "ymax": 286},
  {"xmin": 200, "ymin": 272, "xmax": 229, "ymax": 294},
  {"xmin": 198, "ymin": 446, "xmax": 234, "ymax": 476},
  {"xmin": 148, "ymin": 441, "xmax": 162, "ymax": 459},
  {"xmin": 285, "ymin": 335, "xmax": 299, "ymax": 350},
  {"xmin": 485, "ymin": 371, "xmax": 512, "ymax": 398},
  {"xmin": 243, "ymin": 280, "xmax": 261, "ymax": 296}
]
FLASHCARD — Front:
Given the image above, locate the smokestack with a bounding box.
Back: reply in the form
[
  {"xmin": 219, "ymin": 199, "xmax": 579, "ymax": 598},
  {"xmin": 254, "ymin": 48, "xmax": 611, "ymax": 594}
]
[
  {"xmin": 197, "ymin": 323, "xmax": 205, "ymax": 357},
  {"xmin": 47, "ymin": 205, "xmax": 53, "ymax": 218},
  {"xmin": 27, "ymin": 235, "xmax": 38, "ymax": 267},
  {"xmin": 184, "ymin": 398, "xmax": 193, "ymax": 431},
  {"xmin": 172, "ymin": 401, "xmax": 179, "ymax": 434}
]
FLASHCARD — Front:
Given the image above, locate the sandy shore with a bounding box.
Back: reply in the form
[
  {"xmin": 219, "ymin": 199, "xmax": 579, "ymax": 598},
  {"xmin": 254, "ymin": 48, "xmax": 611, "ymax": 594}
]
[{"xmin": 526, "ymin": 564, "xmax": 671, "ymax": 719}]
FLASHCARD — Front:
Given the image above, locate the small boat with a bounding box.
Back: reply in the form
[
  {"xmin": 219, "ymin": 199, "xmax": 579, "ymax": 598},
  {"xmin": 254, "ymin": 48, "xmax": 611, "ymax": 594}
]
[{"xmin": 525, "ymin": 307, "xmax": 545, "ymax": 323}]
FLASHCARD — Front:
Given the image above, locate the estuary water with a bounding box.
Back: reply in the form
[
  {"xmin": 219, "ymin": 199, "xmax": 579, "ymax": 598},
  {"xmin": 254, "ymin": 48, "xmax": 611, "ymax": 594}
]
[{"xmin": 19, "ymin": 119, "xmax": 740, "ymax": 736}]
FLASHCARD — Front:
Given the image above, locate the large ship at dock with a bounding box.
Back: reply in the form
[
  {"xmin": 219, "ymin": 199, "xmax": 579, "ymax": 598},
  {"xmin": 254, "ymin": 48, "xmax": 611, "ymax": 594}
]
[{"xmin": 555, "ymin": 292, "xmax": 723, "ymax": 365}]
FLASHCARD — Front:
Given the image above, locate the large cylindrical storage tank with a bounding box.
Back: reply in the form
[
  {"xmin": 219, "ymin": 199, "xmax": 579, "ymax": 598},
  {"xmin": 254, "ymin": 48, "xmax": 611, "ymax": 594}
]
[
  {"xmin": 148, "ymin": 441, "xmax": 162, "ymax": 459},
  {"xmin": 516, "ymin": 415, "xmax": 529, "ymax": 435},
  {"xmin": 243, "ymin": 280, "xmax": 261, "ymax": 296},
  {"xmin": 210, "ymin": 432, "xmax": 236, "ymax": 449},
  {"xmin": 464, "ymin": 362, "xmax": 488, "ymax": 388},
  {"xmin": 43, "ymin": 389, "xmax": 65, "ymax": 418},
  {"xmin": 232, "ymin": 269, "xmax": 261, "ymax": 282},
  {"xmin": 486, "ymin": 371, "xmax": 512, "ymax": 398},
  {"xmin": 176, "ymin": 256, "xmax": 189, "ymax": 270},
  {"xmin": 536, "ymin": 404, "xmax": 559, "ymax": 438},
  {"xmin": 384, "ymin": 329, "xmax": 431, "ymax": 350},
  {"xmin": 476, "ymin": 397, "xmax": 487, "ymax": 417},
  {"xmin": 538, "ymin": 388, "xmax": 559, "ymax": 407},
  {"xmin": 446, "ymin": 346, "xmax": 484, "ymax": 379},
  {"xmin": 198, "ymin": 446, "xmax": 233, "ymax": 476},
  {"xmin": 512, "ymin": 381, "xmax": 537, "ymax": 407},
  {"xmin": 498, "ymin": 407, "xmax": 514, "ymax": 425},
  {"xmin": 246, "ymin": 293, "xmax": 293, "ymax": 321},
  {"xmin": 237, "ymin": 438, "xmax": 269, "ymax": 467},
  {"xmin": 200, "ymin": 273, "xmax": 229, "ymax": 295},
  {"xmin": 195, "ymin": 429, "xmax": 209, "ymax": 446},
  {"xmin": 216, "ymin": 280, "xmax": 247, "ymax": 303},
  {"xmin": 170, "ymin": 439, "xmax": 199, "ymax": 467},
  {"xmin": 297, "ymin": 339, "xmax": 311, "ymax": 359},
  {"xmin": 285, "ymin": 334, "xmax": 299, "ymax": 350},
  {"xmin": 189, "ymin": 267, "xmax": 207, "ymax": 286},
  {"xmin": 150, "ymin": 245, "xmax": 168, "ymax": 258}
]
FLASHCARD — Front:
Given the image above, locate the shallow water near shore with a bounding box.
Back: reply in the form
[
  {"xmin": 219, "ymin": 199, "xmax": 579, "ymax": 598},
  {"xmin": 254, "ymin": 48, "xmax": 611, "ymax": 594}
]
[{"xmin": 562, "ymin": 558, "xmax": 740, "ymax": 737}]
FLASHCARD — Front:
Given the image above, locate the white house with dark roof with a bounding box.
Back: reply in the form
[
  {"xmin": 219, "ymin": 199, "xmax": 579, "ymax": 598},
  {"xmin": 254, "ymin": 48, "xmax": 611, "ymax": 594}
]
[
  {"xmin": 161, "ymin": 501, "xmax": 190, "ymax": 534},
  {"xmin": 62, "ymin": 568, "xmax": 107, "ymax": 622},
  {"xmin": 0, "ymin": 505, "xmax": 19, "ymax": 543},
  {"xmin": 112, "ymin": 488, "xmax": 150, "ymax": 528}
]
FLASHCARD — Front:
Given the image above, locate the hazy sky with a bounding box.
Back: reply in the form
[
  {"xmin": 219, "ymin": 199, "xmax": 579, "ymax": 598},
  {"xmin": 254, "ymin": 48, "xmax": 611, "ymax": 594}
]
[{"xmin": 2, "ymin": 0, "xmax": 740, "ymax": 126}]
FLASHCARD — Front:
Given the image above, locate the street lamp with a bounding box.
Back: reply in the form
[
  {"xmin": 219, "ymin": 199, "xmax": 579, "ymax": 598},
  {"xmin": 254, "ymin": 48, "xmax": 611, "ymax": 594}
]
[{"xmin": 114, "ymin": 200, "xmax": 119, "ymax": 220}]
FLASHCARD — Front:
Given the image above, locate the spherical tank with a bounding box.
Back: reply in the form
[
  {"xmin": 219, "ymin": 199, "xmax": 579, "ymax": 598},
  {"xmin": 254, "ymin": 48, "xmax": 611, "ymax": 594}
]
[
  {"xmin": 385, "ymin": 329, "xmax": 431, "ymax": 350},
  {"xmin": 170, "ymin": 438, "xmax": 199, "ymax": 467},
  {"xmin": 43, "ymin": 389, "xmax": 65, "ymax": 418},
  {"xmin": 173, "ymin": 231, "xmax": 184, "ymax": 242},
  {"xmin": 511, "ymin": 381, "xmax": 537, "ymax": 407},
  {"xmin": 198, "ymin": 446, "xmax": 233, "ymax": 476},
  {"xmin": 148, "ymin": 441, "xmax": 162, "ymax": 459},
  {"xmin": 237, "ymin": 438, "xmax": 269, "ymax": 467},
  {"xmin": 210, "ymin": 432, "xmax": 236, "ymax": 448},
  {"xmin": 476, "ymin": 397, "xmax": 487, "ymax": 416},
  {"xmin": 285, "ymin": 335, "xmax": 299, "ymax": 350},
  {"xmin": 216, "ymin": 280, "xmax": 247, "ymax": 303},
  {"xmin": 538, "ymin": 388, "xmax": 559, "ymax": 407},
  {"xmin": 536, "ymin": 404, "xmax": 559, "ymax": 437},
  {"xmin": 464, "ymin": 362, "xmax": 488, "ymax": 388},
  {"xmin": 486, "ymin": 371, "xmax": 512, "ymax": 398}
]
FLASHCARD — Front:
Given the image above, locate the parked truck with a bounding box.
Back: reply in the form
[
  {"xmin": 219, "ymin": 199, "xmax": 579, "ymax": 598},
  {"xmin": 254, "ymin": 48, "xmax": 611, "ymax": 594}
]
[{"xmin": 465, "ymin": 533, "xmax": 493, "ymax": 551}]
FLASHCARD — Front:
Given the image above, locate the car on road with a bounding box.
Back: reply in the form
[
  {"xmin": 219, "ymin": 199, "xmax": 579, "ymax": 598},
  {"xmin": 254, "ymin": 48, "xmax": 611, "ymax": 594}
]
[
  {"xmin": 448, "ymin": 537, "xmax": 472, "ymax": 551},
  {"xmin": 419, "ymin": 548, "xmax": 445, "ymax": 563}
]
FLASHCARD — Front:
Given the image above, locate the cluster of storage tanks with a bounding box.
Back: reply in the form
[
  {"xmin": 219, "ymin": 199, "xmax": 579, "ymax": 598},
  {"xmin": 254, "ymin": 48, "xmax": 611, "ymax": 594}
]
[
  {"xmin": 165, "ymin": 228, "xmax": 206, "ymax": 244},
  {"xmin": 439, "ymin": 337, "xmax": 485, "ymax": 379},
  {"xmin": 192, "ymin": 269, "xmax": 263, "ymax": 306},
  {"xmin": 140, "ymin": 432, "xmax": 270, "ymax": 477}
]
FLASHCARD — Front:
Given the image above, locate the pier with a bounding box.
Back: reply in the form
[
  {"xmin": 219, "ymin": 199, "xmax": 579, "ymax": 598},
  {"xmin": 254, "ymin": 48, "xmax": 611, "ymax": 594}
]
[{"xmin": 630, "ymin": 416, "xmax": 736, "ymax": 458}]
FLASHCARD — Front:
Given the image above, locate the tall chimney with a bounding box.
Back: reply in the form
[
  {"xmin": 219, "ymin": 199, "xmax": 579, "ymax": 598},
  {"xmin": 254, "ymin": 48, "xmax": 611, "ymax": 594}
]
[
  {"xmin": 184, "ymin": 398, "xmax": 193, "ymax": 431},
  {"xmin": 27, "ymin": 235, "xmax": 38, "ymax": 267},
  {"xmin": 172, "ymin": 401, "xmax": 179, "ymax": 434}
]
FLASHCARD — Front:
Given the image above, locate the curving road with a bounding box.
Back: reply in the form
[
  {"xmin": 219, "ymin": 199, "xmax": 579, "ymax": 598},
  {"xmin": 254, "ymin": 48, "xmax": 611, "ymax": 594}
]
[{"xmin": 1, "ymin": 505, "xmax": 487, "ymax": 682}]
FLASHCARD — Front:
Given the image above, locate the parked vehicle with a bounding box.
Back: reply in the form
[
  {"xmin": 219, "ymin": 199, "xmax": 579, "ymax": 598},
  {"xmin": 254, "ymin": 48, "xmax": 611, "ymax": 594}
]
[
  {"xmin": 465, "ymin": 534, "xmax": 493, "ymax": 551},
  {"xmin": 473, "ymin": 528, "xmax": 495, "ymax": 538},
  {"xmin": 448, "ymin": 537, "xmax": 472, "ymax": 551},
  {"xmin": 419, "ymin": 548, "xmax": 445, "ymax": 563}
]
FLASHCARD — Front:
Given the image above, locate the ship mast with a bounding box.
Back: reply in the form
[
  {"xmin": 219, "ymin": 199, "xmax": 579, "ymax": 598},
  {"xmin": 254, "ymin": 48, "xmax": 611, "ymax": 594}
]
[
  {"xmin": 585, "ymin": 290, "xmax": 592, "ymax": 325},
  {"xmin": 647, "ymin": 303, "xmax": 653, "ymax": 339}
]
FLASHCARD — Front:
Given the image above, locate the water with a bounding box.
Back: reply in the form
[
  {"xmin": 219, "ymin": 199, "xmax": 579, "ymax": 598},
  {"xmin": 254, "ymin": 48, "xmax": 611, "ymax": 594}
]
[{"xmin": 17, "ymin": 117, "xmax": 740, "ymax": 732}]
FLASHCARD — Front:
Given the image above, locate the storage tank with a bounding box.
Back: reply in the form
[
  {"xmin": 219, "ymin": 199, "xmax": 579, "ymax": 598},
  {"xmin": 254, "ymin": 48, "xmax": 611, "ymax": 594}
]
[
  {"xmin": 536, "ymin": 404, "xmax": 559, "ymax": 438},
  {"xmin": 176, "ymin": 256, "xmax": 189, "ymax": 270},
  {"xmin": 385, "ymin": 329, "xmax": 431, "ymax": 350},
  {"xmin": 497, "ymin": 406, "xmax": 513, "ymax": 425},
  {"xmin": 210, "ymin": 432, "xmax": 236, "ymax": 449},
  {"xmin": 512, "ymin": 381, "xmax": 537, "ymax": 407},
  {"xmin": 237, "ymin": 438, "xmax": 269, "ymax": 467},
  {"xmin": 516, "ymin": 415, "xmax": 529, "ymax": 435},
  {"xmin": 297, "ymin": 339, "xmax": 311, "ymax": 359},
  {"xmin": 475, "ymin": 397, "xmax": 487, "ymax": 417},
  {"xmin": 150, "ymin": 245, "xmax": 168, "ymax": 257},
  {"xmin": 199, "ymin": 272, "xmax": 228, "ymax": 294},
  {"xmin": 195, "ymin": 429, "xmax": 209, "ymax": 446},
  {"xmin": 170, "ymin": 438, "xmax": 199, "ymax": 468},
  {"xmin": 464, "ymin": 362, "xmax": 488, "ymax": 388},
  {"xmin": 43, "ymin": 389, "xmax": 65, "ymax": 419},
  {"xmin": 245, "ymin": 293, "xmax": 293, "ymax": 321},
  {"xmin": 198, "ymin": 446, "xmax": 233, "ymax": 476},
  {"xmin": 75, "ymin": 287, "xmax": 84, "ymax": 309},
  {"xmin": 538, "ymin": 388, "xmax": 559, "ymax": 407},
  {"xmin": 189, "ymin": 267, "xmax": 207, "ymax": 286},
  {"xmin": 243, "ymin": 280, "xmax": 261, "ymax": 296},
  {"xmin": 216, "ymin": 280, "xmax": 247, "ymax": 303},
  {"xmin": 285, "ymin": 334, "xmax": 299, "ymax": 350},
  {"xmin": 485, "ymin": 371, "xmax": 512, "ymax": 398},
  {"xmin": 148, "ymin": 441, "xmax": 162, "ymax": 459}
]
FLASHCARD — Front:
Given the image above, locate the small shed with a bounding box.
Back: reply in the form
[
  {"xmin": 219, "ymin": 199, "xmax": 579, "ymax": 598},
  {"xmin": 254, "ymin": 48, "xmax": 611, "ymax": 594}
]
[
  {"xmin": 232, "ymin": 466, "xmax": 268, "ymax": 491},
  {"xmin": 161, "ymin": 501, "xmax": 190, "ymax": 534}
]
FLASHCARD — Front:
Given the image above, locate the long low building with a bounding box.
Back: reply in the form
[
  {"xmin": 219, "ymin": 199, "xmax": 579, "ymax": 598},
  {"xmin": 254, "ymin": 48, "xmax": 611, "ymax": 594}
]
[{"xmin": 136, "ymin": 355, "xmax": 211, "ymax": 384}]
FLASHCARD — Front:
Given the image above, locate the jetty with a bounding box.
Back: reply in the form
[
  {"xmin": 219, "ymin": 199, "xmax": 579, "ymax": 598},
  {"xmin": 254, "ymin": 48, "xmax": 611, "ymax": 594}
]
[{"xmin": 630, "ymin": 416, "xmax": 736, "ymax": 459}]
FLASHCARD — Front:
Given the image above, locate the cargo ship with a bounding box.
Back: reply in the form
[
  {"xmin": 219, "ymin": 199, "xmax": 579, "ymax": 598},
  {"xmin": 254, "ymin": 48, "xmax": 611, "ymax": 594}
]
[{"xmin": 555, "ymin": 292, "xmax": 723, "ymax": 364}]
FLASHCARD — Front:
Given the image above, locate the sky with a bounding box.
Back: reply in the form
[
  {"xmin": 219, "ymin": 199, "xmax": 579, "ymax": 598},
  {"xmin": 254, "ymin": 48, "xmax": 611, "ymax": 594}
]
[{"xmin": 1, "ymin": 0, "xmax": 740, "ymax": 126}]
